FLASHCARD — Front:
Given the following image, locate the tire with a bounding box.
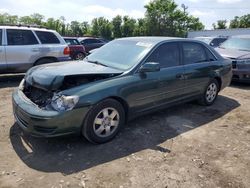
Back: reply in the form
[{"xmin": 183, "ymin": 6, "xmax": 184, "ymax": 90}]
[
  {"xmin": 35, "ymin": 58, "xmax": 56, "ymax": 66},
  {"xmin": 198, "ymin": 79, "xmax": 219, "ymax": 106},
  {"xmin": 82, "ymin": 99, "xmax": 125, "ymax": 144},
  {"xmin": 74, "ymin": 52, "xmax": 85, "ymax": 60}
]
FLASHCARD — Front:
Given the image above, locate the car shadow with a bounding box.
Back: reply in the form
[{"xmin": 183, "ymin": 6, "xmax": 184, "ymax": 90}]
[
  {"xmin": 230, "ymin": 81, "xmax": 250, "ymax": 90},
  {"xmin": 0, "ymin": 74, "xmax": 24, "ymax": 88},
  {"xmin": 10, "ymin": 95, "xmax": 240, "ymax": 175}
]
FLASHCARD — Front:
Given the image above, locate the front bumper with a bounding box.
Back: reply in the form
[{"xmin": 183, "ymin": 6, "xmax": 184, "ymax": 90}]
[
  {"xmin": 12, "ymin": 89, "xmax": 89, "ymax": 137},
  {"xmin": 232, "ymin": 69, "xmax": 250, "ymax": 83}
]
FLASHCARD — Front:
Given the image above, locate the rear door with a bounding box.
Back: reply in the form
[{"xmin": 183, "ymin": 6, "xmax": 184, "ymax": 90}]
[
  {"xmin": 0, "ymin": 29, "xmax": 6, "ymax": 72},
  {"xmin": 181, "ymin": 42, "xmax": 214, "ymax": 97},
  {"xmin": 81, "ymin": 39, "xmax": 104, "ymax": 52},
  {"xmin": 5, "ymin": 29, "xmax": 40, "ymax": 72}
]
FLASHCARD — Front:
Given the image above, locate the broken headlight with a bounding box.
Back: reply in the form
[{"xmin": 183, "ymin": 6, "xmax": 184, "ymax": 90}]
[{"xmin": 51, "ymin": 94, "xmax": 79, "ymax": 112}]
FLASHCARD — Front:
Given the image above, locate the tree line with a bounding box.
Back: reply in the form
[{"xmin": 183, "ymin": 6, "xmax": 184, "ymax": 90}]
[
  {"xmin": 0, "ymin": 0, "xmax": 205, "ymax": 39},
  {"xmin": 213, "ymin": 14, "xmax": 250, "ymax": 29},
  {"xmin": 0, "ymin": 0, "xmax": 249, "ymax": 39}
]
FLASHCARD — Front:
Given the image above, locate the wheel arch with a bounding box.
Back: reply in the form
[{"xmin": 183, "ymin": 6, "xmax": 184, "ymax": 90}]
[
  {"xmin": 33, "ymin": 56, "xmax": 58, "ymax": 66},
  {"xmin": 214, "ymin": 76, "xmax": 222, "ymax": 91}
]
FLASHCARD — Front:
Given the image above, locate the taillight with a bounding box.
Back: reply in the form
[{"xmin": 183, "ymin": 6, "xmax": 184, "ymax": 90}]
[{"xmin": 63, "ymin": 46, "xmax": 70, "ymax": 55}]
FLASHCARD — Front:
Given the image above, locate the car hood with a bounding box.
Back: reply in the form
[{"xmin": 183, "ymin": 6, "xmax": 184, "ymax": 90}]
[
  {"xmin": 215, "ymin": 47, "xmax": 250, "ymax": 59},
  {"xmin": 25, "ymin": 61, "xmax": 123, "ymax": 91}
]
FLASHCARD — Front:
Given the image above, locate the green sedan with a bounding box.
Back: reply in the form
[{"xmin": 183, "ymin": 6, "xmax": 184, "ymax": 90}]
[{"xmin": 12, "ymin": 37, "xmax": 232, "ymax": 143}]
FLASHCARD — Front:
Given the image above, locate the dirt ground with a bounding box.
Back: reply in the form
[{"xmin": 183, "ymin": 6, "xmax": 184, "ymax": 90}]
[{"xmin": 0, "ymin": 74, "xmax": 250, "ymax": 188}]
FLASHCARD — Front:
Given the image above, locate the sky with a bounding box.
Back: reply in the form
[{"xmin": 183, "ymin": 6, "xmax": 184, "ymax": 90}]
[{"xmin": 0, "ymin": 0, "xmax": 249, "ymax": 29}]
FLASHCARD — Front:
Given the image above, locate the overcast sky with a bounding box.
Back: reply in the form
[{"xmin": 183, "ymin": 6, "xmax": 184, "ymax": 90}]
[{"xmin": 0, "ymin": 0, "xmax": 249, "ymax": 29}]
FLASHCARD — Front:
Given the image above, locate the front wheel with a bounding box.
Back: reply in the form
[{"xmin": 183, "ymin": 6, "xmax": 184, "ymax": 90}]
[
  {"xmin": 198, "ymin": 79, "xmax": 219, "ymax": 106},
  {"xmin": 82, "ymin": 99, "xmax": 125, "ymax": 144}
]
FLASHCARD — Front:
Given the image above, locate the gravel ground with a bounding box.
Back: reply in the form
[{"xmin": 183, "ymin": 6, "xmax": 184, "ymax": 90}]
[{"xmin": 0, "ymin": 75, "xmax": 250, "ymax": 188}]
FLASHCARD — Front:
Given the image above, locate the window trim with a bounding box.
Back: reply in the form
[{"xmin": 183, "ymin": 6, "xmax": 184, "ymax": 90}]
[{"xmin": 0, "ymin": 29, "xmax": 2, "ymax": 46}]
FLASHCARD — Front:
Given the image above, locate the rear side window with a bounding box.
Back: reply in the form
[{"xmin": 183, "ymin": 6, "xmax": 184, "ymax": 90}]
[
  {"xmin": 82, "ymin": 39, "xmax": 101, "ymax": 44},
  {"xmin": 0, "ymin": 29, "xmax": 2, "ymax": 45},
  {"xmin": 65, "ymin": 39, "xmax": 80, "ymax": 45},
  {"xmin": 183, "ymin": 42, "xmax": 207, "ymax": 64},
  {"xmin": 210, "ymin": 38, "xmax": 227, "ymax": 47},
  {"xmin": 205, "ymin": 48, "xmax": 217, "ymax": 61},
  {"xmin": 35, "ymin": 31, "xmax": 60, "ymax": 44},
  {"xmin": 146, "ymin": 43, "xmax": 180, "ymax": 68},
  {"xmin": 7, "ymin": 29, "xmax": 38, "ymax": 45}
]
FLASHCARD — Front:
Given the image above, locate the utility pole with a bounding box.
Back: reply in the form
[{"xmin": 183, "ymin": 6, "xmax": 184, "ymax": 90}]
[
  {"xmin": 181, "ymin": 4, "xmax": 188, "ymax": 15},
  {"xmin": 181, "ymin": 4, "xmax": 188, "ymax": 37}
]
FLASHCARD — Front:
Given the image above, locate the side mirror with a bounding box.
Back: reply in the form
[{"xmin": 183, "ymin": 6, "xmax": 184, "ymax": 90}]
[{"xmin": 139, "ymin": 62, "xmax": 160, "ymax": 73}]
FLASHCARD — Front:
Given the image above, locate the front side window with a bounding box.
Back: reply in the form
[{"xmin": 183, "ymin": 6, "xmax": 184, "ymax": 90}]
[
  {"xmin": 183, "ymin": 42, "xmax": 207, "ymax": 64},
  {"xmin": 7, "ymin": 29, "xmax": 38, "ymax": 45},
  {"xmin": 146, "ymin": 43, "xmax": 180, "ymax": 68},
  {"xmin": 35, "ymin": 31, "xmax": 60, "ymax": 44},
  {"xmin": 0, "ymin": 29, "xmax": 2, "ymax": 45}
]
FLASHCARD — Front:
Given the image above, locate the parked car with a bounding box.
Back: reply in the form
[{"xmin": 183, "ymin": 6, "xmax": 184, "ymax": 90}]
[
  {"xmin": 195, "ymin": 36, "xmax": 228, "ymax": 48},
  {"xmin": 77, "ymin": 37, "xmax": 107, "ymax": 53},
  {"xmin": 64, "ymin": 37, "xmax": 86, "ymax": 60},
  {"xmin": 216, "ymin": 35, "xmax": 250, "ymax": 83},
  {"xmin": 0, "ymin": 25, "xmax": 70, "ymax": 73},
  {"xmin": 13, "ymin": 37, "xmax": 232, "ymax": 143}
]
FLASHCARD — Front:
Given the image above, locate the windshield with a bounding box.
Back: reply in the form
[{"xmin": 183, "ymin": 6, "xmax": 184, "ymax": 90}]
[
  {"xmin": 86, "ymin": 39, "xmax": 153, "ymax": 70},
  {"xmin": 220, "ymin": 38, "xmax": 250, "ymax": 51}
]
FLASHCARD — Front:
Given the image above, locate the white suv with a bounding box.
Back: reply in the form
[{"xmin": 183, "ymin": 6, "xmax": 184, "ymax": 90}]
[{"xmin": 0, "ymin": 25, "xmax": 70, "ymax": 73}]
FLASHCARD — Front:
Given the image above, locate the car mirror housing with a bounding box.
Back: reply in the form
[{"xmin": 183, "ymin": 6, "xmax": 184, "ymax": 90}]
[{"xmin": 139, "ymin": 62, "xmax": 160, "ymax": 73}]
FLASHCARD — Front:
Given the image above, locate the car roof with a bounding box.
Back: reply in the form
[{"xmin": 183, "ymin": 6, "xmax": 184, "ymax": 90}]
[
  {"xmin": 116, "ymin": 36, "xmax": 209, "ymax": 46},
  {"xmin": 0, "ymin": 25, "xmax": 56, "ymax": 32},
  {"xmin": 232, "ymin": 35, "xmax": 250, "ymax": 39},
  {"xmin": 63, "ymin": 37, "xmax": 78, "ymax": 39}
]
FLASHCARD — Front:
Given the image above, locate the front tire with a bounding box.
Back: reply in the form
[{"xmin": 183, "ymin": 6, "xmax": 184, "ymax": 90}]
[
  {"xmin": 74, "ymin": 52, "xmax": 85, "ymax": 60},
  {"xmin": 82, "ymin": 99, "xmax": 125, "ymax": 144},
  {"xmin": 198, "ymin": 79, "xmax": 219, "ymax": 106}
]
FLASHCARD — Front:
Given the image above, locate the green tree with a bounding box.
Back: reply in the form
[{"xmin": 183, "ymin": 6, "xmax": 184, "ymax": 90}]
[
  {"xmin": 212, "ymin": 20, "xmax": 227, "ymax": 29},
  {"xmin": 112, "ymin": 15, "xmax": 122, "ymax": 38},
  {"xmin": 144, "ymin": 0, "xmax": 204, "ymax": 37},
  {"xmin": 230, "ymin": 14, "xmax": 250, "ymax": 28},
  {"xmin": 91, "ymin": 17, "xmax": 112, "ymax": 39},
  {"xmin": 122, "ymin": 16, "xmax": 136, "ymax": 37}
]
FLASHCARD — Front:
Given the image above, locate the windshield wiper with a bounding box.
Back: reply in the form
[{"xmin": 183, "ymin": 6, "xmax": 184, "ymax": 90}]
[
  {"xmin": 86, "ymin": 57, "xmax": 108, "ymax": 67},
  {"xmin": 238, "ymin": 49, "xmax": 250, "ymax": 52}
]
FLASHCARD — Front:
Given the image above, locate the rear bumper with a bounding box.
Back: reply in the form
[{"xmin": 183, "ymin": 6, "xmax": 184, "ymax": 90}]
[
  {"xmin": 232, "ymin": 69, "xmax": 250, "ymax": 83},
  {"xmin": 12, "ymin": 89, "xmax": 89, "ymax": 137}
]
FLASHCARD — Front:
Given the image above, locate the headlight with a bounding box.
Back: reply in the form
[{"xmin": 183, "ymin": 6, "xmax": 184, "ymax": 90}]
[
  {"xmin": 237, "ymin": 59, "xmax": 250, "ymax": 64},
  {"xmin": 18, "ymin": 79, "xmax": 25, "ymax": 90},
  {"xmin": 51, "ymin": 94, "xmax": 79, "ymax": 112}
]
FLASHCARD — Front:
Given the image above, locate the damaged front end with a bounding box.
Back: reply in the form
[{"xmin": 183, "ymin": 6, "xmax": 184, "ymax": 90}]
[{"xmin": 21, "ymin": 73, "xmax": 120, "ymax": 111}]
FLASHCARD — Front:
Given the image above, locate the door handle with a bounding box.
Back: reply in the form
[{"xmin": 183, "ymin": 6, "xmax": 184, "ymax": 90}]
[{"xmin": 176, "ymin": 74, "xmax": 185, "ymax": 80}]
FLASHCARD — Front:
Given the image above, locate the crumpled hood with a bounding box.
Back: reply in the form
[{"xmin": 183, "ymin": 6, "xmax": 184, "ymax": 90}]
[
  {"xmin": 25, "ymin": 61, "xmax": 123, "ymax": 90},
  {"xmin": 215, "ymin": 47, "xmax": 250, "ymax": 59}
]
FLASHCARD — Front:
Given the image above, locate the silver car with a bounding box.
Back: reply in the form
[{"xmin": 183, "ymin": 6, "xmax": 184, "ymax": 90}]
[{"xmin": 0, "ymin": 25, "xmax": 70, "ymax": 73}]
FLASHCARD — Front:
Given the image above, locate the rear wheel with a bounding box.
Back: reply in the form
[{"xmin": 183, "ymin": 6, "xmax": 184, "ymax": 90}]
[
  {"xmin": 198, "ymin": 79, "xmax": 219, "ymax": 106},
  {"xmin": 82, "ymin": 99, "xmax": 125, "ymax": 144},
  {"xmin": 74, "ymin": 52, "xmax": 85, "ymax": 60}
]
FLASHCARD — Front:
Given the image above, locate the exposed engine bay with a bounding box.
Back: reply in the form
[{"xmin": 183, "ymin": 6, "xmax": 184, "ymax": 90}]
[{"xmin": 22, "ymin": 73, "xmax": 120, "ymax": 109}]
